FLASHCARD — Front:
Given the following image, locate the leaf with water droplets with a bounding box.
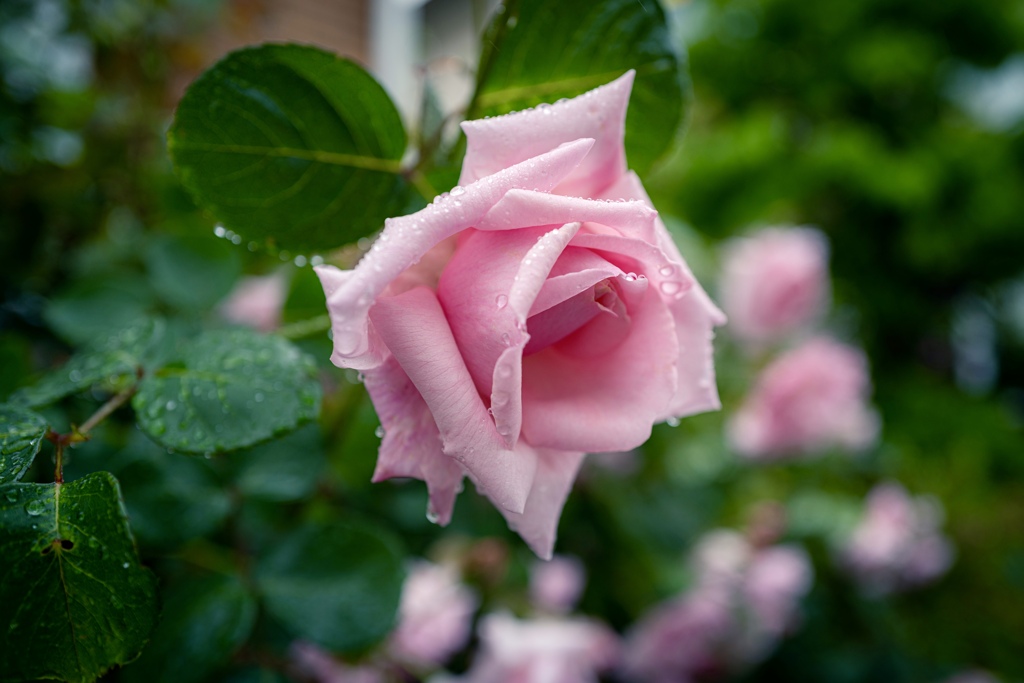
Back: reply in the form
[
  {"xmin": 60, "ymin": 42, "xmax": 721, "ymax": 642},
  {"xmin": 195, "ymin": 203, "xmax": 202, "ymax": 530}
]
[
  {"xmin": 471, "ymin": 0, "xmax": 687, "ymax": 176},
  {"xmin": 168, "ymin": 44, "xmax": 414, "ymax": 252},
  {"xmin": 10, "ymin": 318, "xmax": 172, "ymax": 410},
  {"xmin": 132, "ymin": 329, "xmax": 322, "ymax": 454},
  {"xmin": 256, "ymin": 520, "xmax": 405, "ymax": 653},
  {"xmin": 0, "ymin": 403, "xmax": 48, "ymax": 484},
  {"xmin": 0, "ymin": 471, "xmax": 158, "ymax": 682}
]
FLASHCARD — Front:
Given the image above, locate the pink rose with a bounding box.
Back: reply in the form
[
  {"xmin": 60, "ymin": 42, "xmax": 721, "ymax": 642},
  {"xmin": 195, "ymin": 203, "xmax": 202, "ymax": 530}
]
[
  {"xmin": 452, "ymin": 612, "xmax": 619, "ymax": 683},
  {"xmin": 719, "ymin": 227, "xmax": 830, "ymax": 346},
  {"xmin": 315, "ymin": 72, "xmax": 724, "ymax": 558},
  {"xmin": 388, "ymin": 561, "xmax": 477, "ymax": 667},
  {"xmin": 530, "ymin": 554, "xmax": 586, "ymax": 614},
  {"xmin": 728, "ymin": 337, "xmax": 880, "ymax": 458},
  {"xmin": 840, "ymin": 482, "xmax": 954, "ymax": 595}
]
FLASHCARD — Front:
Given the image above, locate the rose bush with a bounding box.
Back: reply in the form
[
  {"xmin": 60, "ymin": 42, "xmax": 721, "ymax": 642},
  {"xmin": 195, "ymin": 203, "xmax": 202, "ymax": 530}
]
[{"xmin": 315, "ymin": 72, "xmax": 724, "ymax": 557}]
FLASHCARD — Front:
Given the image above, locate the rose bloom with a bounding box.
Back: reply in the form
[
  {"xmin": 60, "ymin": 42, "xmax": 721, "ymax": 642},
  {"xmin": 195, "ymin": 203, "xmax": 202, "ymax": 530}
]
[
  {"xmin": 719, "ymin": 226, "xmax": 829, "ymax": 346},
  {"xmin": 316, "ymin": 73, "xmax": 724, "ymax": 557},
  {"xmin": 388, "ymin": 561, "xmax": 477, "ymax": 667},
  {"xmin": 219, "ymin": 271, "xmax": 288, "ymax": 332},
  {"xmin": 622, "ymin": 530, "xmax": 813, "ymax": 683},
  {"xmin": 839, "ymin": 482, "xmax": 954, "ymax": 596},
  {"xmin": 530, "ymin": 554, "xmax": 586, "ymax": 614},
  {"xmin": 442, "ymin": 612, "xmax": 619, "ymax": 683},
  {"xmin": 728, "ymin": 337, "xmax": 880, "ymax": 459}
]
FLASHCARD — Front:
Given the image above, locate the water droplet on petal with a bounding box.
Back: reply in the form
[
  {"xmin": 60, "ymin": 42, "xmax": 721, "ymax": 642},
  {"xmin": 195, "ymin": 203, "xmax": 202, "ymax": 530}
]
[
  {"xmin": 659, "ymin": 265, "xmax": 675, "ymax": 277},
  {"xmin": 450, "ymin": 185, "xmax": 465, "ymax": 196},
  {"xmin": 374, "ymin": 425, "xmax": 386, "ymax": 438},
  {"xmin": 495, "ymin": 294, "xmax": 508, "ymax": 309},
  {"xmin": 660, "ymin": 281, "xmax": 682, "ymax": 296},
  {"xmin": 666, "ymin": 417, "xmax": 681, "ymax": 427}
]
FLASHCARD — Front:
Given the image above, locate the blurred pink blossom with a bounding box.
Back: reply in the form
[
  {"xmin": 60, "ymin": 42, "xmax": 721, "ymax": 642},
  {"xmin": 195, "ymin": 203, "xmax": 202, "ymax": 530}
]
[
  {"xmin": 728, "ymin": 337, "xmax": 880, "ymax": 458},
  {"xmin": 720, "ymin": 226, "xmax": 830, "ymax": 346},
  {"xmin": 840, "ymin": 482, "xmax": 955, "ymax": 595},
  {"xmin": 388, "ymin": 561, "xmax": 477, "ymax": 667},
  {"xmin": 530, "ymin": 554, "xmax": 586, "ymax": 614},
  {"xmin": 219, "ymin": 271, "xmax": 288, "ymax": 332},
  {"xmin": 290, "ymin": 641, "xmax": 385, "ymax": 683},
  {"xmin": 622, "ymin": 530, "xmax": 812, "ymax": 682},
  {"xmin": 451, "ymin": 612, "xmax": 619, "ymax": 683}
]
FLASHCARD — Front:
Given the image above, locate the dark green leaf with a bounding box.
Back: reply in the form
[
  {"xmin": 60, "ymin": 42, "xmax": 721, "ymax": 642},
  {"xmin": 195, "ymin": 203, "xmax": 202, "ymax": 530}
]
[
  {"xmin": 0, "ymin": 403, "xmax": 48, "ymax": 483},
  {"xmin": 145, "ymin": 234, "xmax": 242, "ymax": 311},
  {"xmin": 0, "ymin": 472, "xmax": 158, "ymax": 683},
  {"xmin": 122, "ymin": 574, "xmax": 257, "ymax": 683},
  {"xmin": 256, "ymin": 521, "xmax": 405, "ymax": 653},
  {"xmin": 230, "ymin": 424, "xmax": 325, "ymax": 502},
  {"xmin": 11, "ymin": 318, "xmax": 170, "ymax": 410},
  {"xmin": 471, "ymin": 0, "xmax": 687, "ymax": 175},
  {"xmin": 112, "ymin": 431, "xmax": 232, "ymax": 547},
  {"xmin": 168, "ymin": 43, "xmax": 412, "ymax": 253},
  {"xmin": 132, "ymin": 329, "xmax": 321, "ymax": 453},
  {"xmin": 44, "ymin": 275, "xmax": 157, "ymax": 346}
]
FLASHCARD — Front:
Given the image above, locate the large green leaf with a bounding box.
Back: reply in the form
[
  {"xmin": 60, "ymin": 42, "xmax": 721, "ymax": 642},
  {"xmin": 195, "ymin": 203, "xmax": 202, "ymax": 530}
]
[
  {"xmin": 132, "ymin": 329, "xmax": 321, "ymax": 454},
  {"xmin": 0, "ymin": 403, "xmax": 49, "ymax": 483},
  {"xmin": 0, "ymin": 472, "xmax": 158, "ymax": 683},
  {"xmin": 43, "ymin": 276, "xmax": 157, "ymax": 346},
  {"xmin": 255, "ymin": 521, "xmax": 405, "ymax": 653},
  {"xmin": 471, "ymin": 0, "xmax": 687, "ymax": 175},
  {"xmin": 169, "ymin": 44, "xmax": 411, "ymax": 253},
  {"xmin": 11, "ymin": 318, "xmax": 170, "ymax": 410},
  {"xmin": 122, "ymin": 574, "xmax": 257, "ymax": 683}
]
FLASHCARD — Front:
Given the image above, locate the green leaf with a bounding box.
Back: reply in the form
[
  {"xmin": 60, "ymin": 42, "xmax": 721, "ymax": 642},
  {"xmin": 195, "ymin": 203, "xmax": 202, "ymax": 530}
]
[
  {"xmin": 0, "ymin": 403, "xmax": 49, "ymax": 483},
  {"xmin": 256, "ymin": 521, "xmax": 405, "ymax": 653},
  {"xmin": 112, "ymin": 431, "xmax": 232, "ymax": 547},
  {"xmin": 122, "ymin": 574, "xmax": 257, "ymax": 683},
  {"xmin": 11, "ymin": 318, "xmax": 170, "ymax": 410},
  {"xmin": 145, "ymin": 234, "xmax": 242, "ymax": 312},
  {"xmin": 132, "ymin": 329, "xmax": 321, "ymax": 454},
  {"xmin": 0, "ymin": 472, "xmax": 159, "ymax": 683},
  {"xmin": 471, "ymin": 0, "xmax": 687, "ymax": 175},
  {"xmin": 168, "ymin": 44, "xmax": 412, "ymax": 253},
  {"xmin": 44, "ymin": 275, "xmax": 157, "ymax": 346},
  {"xmin": 230, "ymin": 424, "xmax": 325, "ymax": 502}
]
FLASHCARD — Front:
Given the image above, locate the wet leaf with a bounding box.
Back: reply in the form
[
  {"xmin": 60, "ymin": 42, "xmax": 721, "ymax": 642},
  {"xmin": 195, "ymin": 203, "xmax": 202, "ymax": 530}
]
[
  {"xmin": 132, "ymin": 329, "xmax": 321, "ymax": 454},
  {"xmin": 169, "ymin": 44, "xmax": 411, "ymax": 253},
  {"xmin": 0, "ymin": 472, "xmax": 158, "ymax": 683},
  {"xmin": 0, "ymin": 403, "xmax": 48, "ymax": 484}
]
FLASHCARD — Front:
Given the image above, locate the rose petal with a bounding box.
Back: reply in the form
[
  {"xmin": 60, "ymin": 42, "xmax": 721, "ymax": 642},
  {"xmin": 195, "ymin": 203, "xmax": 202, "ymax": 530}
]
[
  {"xmin": 497, "ymin": 449, "xmax": 586, "ymax": 560},
  {"xmin": 520, "ymin": 281, "xmax": 678, "ymax": 452},
  {"xmin": 477, "ymin": 189, "xmax": 656, "ymax": 234},
  {"xmin": 363, "ymin": 356, "xmax": 464, "ymax": 525},
  {"xmin": 370, "ymin": 286, "xmax": 537, "ymax": 513},
  {"xmin": 461, "ymin": 71, "xmax": 635, "ymax": 196},
  {"xmin": 316, "ymin": 137, "xmax": 596, "ymax": 371}
]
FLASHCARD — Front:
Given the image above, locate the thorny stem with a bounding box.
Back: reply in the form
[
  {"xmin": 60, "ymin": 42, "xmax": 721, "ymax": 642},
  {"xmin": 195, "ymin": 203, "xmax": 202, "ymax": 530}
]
[{"xmin": 45, "ymin": 384, "xmax": 137, "ymax": 483}]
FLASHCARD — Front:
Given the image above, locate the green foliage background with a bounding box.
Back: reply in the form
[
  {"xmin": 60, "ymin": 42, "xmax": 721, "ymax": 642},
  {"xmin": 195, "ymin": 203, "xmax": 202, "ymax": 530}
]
[{"xmin": 0, "ymin": 0, "xmax": 1022, "ymax": 681}]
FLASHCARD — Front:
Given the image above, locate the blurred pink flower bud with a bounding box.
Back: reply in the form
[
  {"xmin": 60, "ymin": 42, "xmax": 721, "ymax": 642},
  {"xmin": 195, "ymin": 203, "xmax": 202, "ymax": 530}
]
[
  {"xmin": 530, "ymin": 554, "xmax": 586, "ymax": 614},
  {"xmin": 219, "ymin": 271, "xmax": 288, "ymax": 332},
  {"xmin": 623, "ymin": 530, "xmax": 812, "ymax": 682},
  {"xmin": 290, "ymin": 641, "xmax": 385, "ymax": 683},
  {"xmin": 388, "ymin": 561, "xmax": 478, "ymax": 667},
  {"xmin": 455, "ymin": 612, "xmax": 619, "ymax": 683},
  {"xmin": 840, "ymin": 482, "xmax": 955, "ymax": 595},
  {"xmin": 720, "ymin": 227, "xmax": 830, "ymax": 346},
  {"xmin": 728, "ymin": 337, "xmax": 880, "ymax": 458}
]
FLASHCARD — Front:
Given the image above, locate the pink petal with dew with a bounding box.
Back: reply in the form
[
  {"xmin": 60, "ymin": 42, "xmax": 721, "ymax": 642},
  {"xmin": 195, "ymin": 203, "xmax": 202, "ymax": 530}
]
[
  {"xmin": 370, "ymin": 286, "xmax": 536, "ymax": 514},
  {"xmin": 596, "ymin": 170, "xmax": 727, "ymax": 419},
  {"xmin": 363, "ymin": 355, "xmax": 463, "ymax": 525},
  {"xmin": 520, "ymin": 280, "xmax": 678, "ymax": 453},
  {"xmin": 495, "ymin": 449, "xmax": 585, "ymax": 560},
  {"xmin": 315, "ymin": 138, "xmax": 596, "ymax": 371},
  {"xmin": 461, "ymin": 71, "xmax": 635, "ymax": 197},
  {"xmin": 438, "ymin": 223, "xmax": 584, "ymax": 449}
]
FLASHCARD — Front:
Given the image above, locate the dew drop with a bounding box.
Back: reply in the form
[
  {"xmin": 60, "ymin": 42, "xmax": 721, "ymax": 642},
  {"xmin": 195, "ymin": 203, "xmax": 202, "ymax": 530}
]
[
  {"xmin": 254, "ymin": 392, "xmax": 265, "ymax": 403},
  {"xmin": 426, "ymin": 509, "xmax": 440, "ymax": 524},
  {"xmin": 450, "ymin": 185, "xmax": 465, "ymax": 197},
  {"xmin": 25, "ymin": 499, "xmax": 44, "ymax": 516},
  {"xmin": 660, "ymin": 281, "xmax": 682, "ymax": 296},
  {"xmin": 122, "ymin": 562, "xmax": 129, "ymax": 569},
  {"xmin": 623, "ymin": 272, "xmax": 638, "ymax": 282},
  {"xmin": 666, "ymin": 417, "xmax": 681, "ymax": 427},
  {"xmin": 495, "ymin": 294, "xmax": 508, "ymax": 309},
  {"xmin": 374, "ymin": 425, "xmax": 386, "ymax": 438},
  {"xmin": 165, "ymin": 400, "xmax": 177, "ymax": 411},
  {"xmin": 214, "ymin": 225, "xmax": 226, "ymax": 238},
  {"xmin": 5, "ymin": 492, "xmax": 18, "ymax": 503},
  {"xmin": 659, "ymin": 265, "xmax": 675, "ymax": 277}
]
